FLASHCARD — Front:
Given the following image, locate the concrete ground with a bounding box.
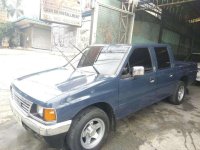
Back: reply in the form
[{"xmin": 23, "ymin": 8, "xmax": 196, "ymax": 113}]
[{"xmin": 0, "ymin": 49, "xmax": 200, "ymax": 150}]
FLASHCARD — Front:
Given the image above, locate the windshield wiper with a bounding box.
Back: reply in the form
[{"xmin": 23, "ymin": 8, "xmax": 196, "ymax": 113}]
[
  {"xmin": 63, "ymin": 46, "xmax": 88, "ymax": 67},
  {"xmin": 54, "ymin": 46, "xmax": 76, "ymax": 70},
  {"xmin": 70, "ymin": 42, "xmax": 100, "ymax": 74}
]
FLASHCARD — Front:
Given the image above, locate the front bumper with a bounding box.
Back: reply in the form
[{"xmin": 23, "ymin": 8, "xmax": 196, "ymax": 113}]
[{"xmin": 10, "ymin": 99, "xmax": 72, "ymax": 136}]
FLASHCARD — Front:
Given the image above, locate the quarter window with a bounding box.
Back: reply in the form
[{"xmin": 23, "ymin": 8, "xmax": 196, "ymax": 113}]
[{"xmin": 155, "ymin": 47, "xmax": 171, "ymax": 69}]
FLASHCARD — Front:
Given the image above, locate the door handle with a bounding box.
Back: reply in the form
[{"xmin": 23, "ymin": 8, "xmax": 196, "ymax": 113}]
[{"xmin": 150, "ymin": 78, "xmax": 155, "ymax": 83}]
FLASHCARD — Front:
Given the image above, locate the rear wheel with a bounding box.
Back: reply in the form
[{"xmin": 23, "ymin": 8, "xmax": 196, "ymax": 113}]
[
  {"xmin": 169, "ymin": 81, "xmax": 186, "ymax": 105},
  {"xmin": 66, "ymin": 107, "xmax": 110, "ymax": 150}
]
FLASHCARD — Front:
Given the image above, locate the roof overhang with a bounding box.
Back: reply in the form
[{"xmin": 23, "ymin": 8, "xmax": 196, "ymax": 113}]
[{"xmin": 14, "ymin": 17, "xmax": 50, "ymax": 29}]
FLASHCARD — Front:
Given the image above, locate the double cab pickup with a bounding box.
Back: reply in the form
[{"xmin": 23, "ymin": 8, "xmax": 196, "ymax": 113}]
[{"xmin": 10, "ymin": 44, "xmax": 197, "ymax": 150}]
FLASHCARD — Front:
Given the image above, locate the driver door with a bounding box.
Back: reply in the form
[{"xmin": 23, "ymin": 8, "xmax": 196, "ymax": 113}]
[{"xmin": 118, "ymin": 47, "xmax": 157, "ymax": 118}]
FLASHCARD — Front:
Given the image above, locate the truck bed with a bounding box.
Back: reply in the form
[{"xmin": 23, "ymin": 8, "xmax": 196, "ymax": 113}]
[{"xmin": 175, "ymin": 61, "xmax": 197, "ymax": 84}]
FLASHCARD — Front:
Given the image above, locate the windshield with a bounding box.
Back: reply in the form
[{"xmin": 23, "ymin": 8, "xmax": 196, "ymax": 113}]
[{"xmin": 77, "ymin": 45, "xmax": 130, "ymax": 75}]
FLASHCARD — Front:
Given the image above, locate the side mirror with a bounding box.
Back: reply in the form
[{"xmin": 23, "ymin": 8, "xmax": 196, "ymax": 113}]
[{"xmin": 132, "ymin": 66, "xmax": 144, "ymax": 77}]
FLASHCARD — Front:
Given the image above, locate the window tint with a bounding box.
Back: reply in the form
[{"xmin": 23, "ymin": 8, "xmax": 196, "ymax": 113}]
[
  {"xmin": 129, "ymin": 48, "xmax": 153, "ymax": 72},
  {"xmin": 155, "ymin": 47, "xmax": 170, "ymax": 69}
]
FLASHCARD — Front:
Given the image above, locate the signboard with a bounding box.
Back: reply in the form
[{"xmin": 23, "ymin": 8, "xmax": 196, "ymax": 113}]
[
  {"xmin": 82, "ymin": 0, "xmax": 95, "ymax": 16},
  {"xmin": 40, "ymin": 0, "xmax": 82, "ymax": 26}
]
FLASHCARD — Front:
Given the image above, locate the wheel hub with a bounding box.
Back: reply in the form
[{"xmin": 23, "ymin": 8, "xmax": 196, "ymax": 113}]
[
  {"xmin": 178, "ymin": 85, "xmax": 184, "ymax": 101},
  {"xmin": 80, "ymin": 118, "xmax": 105, "ymax": 149}
]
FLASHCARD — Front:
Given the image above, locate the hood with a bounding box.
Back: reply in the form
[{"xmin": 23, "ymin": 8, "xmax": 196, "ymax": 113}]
[{"xmin": 13, "ymin": 67, "xmax": 109, "ymax": 103}]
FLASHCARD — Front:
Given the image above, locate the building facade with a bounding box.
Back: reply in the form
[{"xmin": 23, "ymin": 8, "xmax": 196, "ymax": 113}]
[{"xmin": 15, "ymin": 18, "xmax": 51, "ymax": 50}]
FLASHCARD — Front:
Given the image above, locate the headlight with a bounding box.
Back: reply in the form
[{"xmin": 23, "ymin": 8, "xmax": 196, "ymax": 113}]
[
  {"xmin": 35, "ymin": 105, "xmax": 57, "ymax": 122},
  {"xmin": 37, "ymin": 105, "xmax": 43, "ymax": 117}
]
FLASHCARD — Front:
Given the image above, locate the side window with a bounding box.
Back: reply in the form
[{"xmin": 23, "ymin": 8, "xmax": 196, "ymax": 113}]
[
  {"xmin": 155, "ymin": 47, "xmax": 171, "ymax": 69},
  {"xmin": 121, "ymin": 48, "xmax": 153, "ymax": 77},
  {"xmin": 129, "ymin": 48, "xmax": 153, "ymax": 72}
]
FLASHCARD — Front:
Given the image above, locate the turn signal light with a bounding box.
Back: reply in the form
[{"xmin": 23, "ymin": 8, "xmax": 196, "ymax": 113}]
[{"xmin": 44, "ymin": 108, "xmax": 57, "ymax": 122}]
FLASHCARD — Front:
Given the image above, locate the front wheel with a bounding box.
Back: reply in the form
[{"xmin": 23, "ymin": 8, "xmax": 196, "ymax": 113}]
[
  {"xmin": 66, "ymin": 107, "xmax": 110, "ymax": 150},
  {"xmin": 169, "ymin": 81, "xmax": 186, "ymax": 105}
]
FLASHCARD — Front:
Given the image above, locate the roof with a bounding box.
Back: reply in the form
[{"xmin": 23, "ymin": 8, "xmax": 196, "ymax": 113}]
[
  {"xmin": 14, "ymin": 17, "xmax": 50, "ymax": 29},
  {"xmin": 138, "ymin": 0, "xmax": 200, "ymax": 23}
]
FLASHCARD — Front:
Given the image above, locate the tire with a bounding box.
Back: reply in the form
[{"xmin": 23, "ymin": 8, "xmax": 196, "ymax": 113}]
[
  {"xmin": 66, "ymin": 107, "xmax": 110, "ymax": 150},
  {"xmin": 169, "ymin": 81, "xmax": 186, "ymax": 105}
]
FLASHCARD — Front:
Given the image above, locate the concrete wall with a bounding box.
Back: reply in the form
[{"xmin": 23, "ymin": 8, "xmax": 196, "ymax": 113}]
[
  {"xmin": 132, "ymin": 21, "xmax": 160, "ymax": 44},
  {"xmin": 161, "ymin": 29, "xmax": 180, "ymax": 56},
  {"xmin": 51, "ymin": 24, "xmax": 77, "ymax": 53},
  {"xmin": 77, "ymin": 16, "xmax": 91, "ymax": 49}
]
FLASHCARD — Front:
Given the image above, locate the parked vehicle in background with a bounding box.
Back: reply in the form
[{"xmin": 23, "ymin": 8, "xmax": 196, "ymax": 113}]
[
  {"xmin": 190, "ymin": 53, "xmax": 200, "ymax": 81},
  {"xmin": 10, "ymin": 44, "xmax": 197, "ymax": 150}
]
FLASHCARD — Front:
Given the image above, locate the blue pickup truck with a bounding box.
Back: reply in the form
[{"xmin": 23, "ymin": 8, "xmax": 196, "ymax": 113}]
[{"xmin": 10, "ymin": 44, "xmax": 197, "ymax": 150}]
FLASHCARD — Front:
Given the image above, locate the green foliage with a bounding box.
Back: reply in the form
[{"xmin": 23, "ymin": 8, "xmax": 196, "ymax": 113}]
[
  {"xmin": 1, "ymin": 0, "xmax": 24, "ymax": 18},
  {"xmin": 0, "ymin": 22, "xmax": 19, "ymax": 47},
  {"xmin": 0, "ymin": 0, "xmax": 23, "ymax": 47},
  {"xmin": 0, "ymin": 22, "xmax": 14, "ymax": 38}
]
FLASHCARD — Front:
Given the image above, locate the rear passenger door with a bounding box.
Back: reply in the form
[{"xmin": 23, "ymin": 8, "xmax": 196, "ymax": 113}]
[{"xmin": 154, "ymin": 47, "xmax": 176, "ymax": 99}]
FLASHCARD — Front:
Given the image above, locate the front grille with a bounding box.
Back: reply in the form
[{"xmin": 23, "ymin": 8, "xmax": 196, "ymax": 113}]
[{"xmin": 12, "ymin": 90, "xmax": 33, "ymax": 114}]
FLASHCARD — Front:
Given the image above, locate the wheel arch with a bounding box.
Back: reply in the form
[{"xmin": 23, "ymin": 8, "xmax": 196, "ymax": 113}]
[
  {"xmin": 72, "ymin": 102, "xmax": 116, "ymax": 131},
  {"xmin": 179, "ymin": 76, "xmax": 188, "ymax": 86}
]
